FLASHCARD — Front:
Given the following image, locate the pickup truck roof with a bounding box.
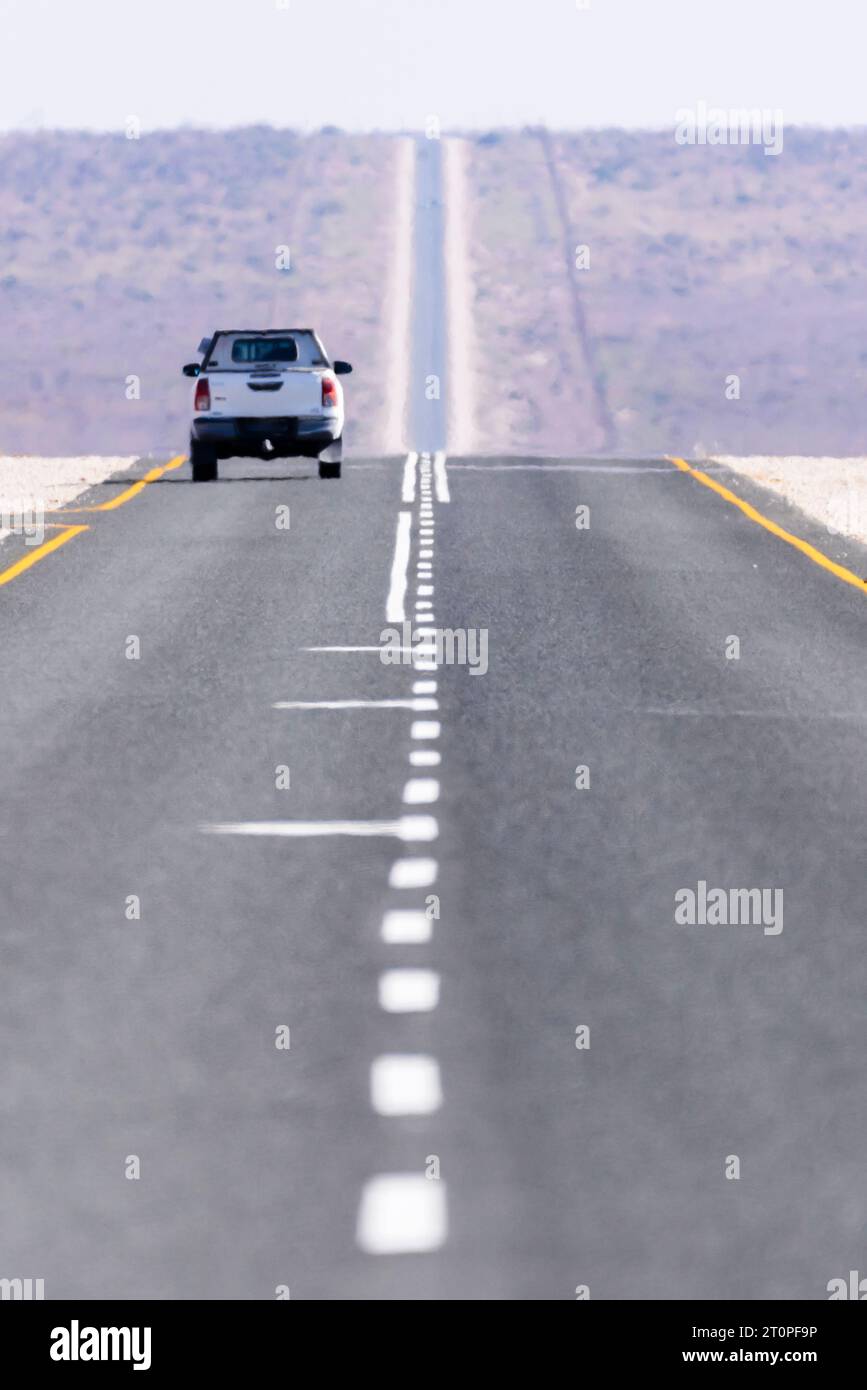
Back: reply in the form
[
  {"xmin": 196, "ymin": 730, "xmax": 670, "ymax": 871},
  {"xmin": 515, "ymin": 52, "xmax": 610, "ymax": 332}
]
[{"xmin": 200, "ymin": 329, "xmax": 330, "ymax": 370}]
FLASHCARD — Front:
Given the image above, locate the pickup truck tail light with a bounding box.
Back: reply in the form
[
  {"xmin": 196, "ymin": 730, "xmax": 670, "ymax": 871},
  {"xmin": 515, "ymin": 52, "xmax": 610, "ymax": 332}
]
[
  {"xmin": 322, "ymin": 374, "xmax": 338, "ymax": 408},
  {"xmin": 194, "ymin": 377, "xmax": 211, "ymax": 411}
]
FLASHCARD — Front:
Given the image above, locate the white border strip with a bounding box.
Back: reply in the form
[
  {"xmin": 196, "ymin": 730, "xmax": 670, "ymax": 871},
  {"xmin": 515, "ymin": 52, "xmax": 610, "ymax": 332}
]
[
  {"xmin": 433, "ymin": 450, "xmax": 450, "ymax": 503},
  {"xmin": 386, "ymin": 510, "xmax": 413, "ymax": 623},
  {"xmin": 202, "ymin": 816, "xmax": 438, "ymax": 841},
  {"xmin": 402, "ymin": 451, "xmax": 418, "ymax": 503}
]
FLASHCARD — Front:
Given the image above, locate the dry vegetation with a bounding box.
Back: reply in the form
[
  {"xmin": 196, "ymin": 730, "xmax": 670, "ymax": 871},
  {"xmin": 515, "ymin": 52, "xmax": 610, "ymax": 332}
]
[
  {"xmin": 458, "ymin": 131, "xmax": 608, "ymax": 455},
  {"xmin": 4, "ymin": 126, "xmax": 867, "ymax": 461},
  {"xmin": 0, "ymin": 129, "xmax": 399, "ymax": 455},
  {"xmin": 462, "ymin": 128, "xmax": 867, "ymax": 457}
]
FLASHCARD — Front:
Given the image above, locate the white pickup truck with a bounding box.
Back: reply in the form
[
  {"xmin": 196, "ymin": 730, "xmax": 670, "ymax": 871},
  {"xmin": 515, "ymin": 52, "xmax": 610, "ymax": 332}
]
[{"xmin": 183, "ymin": 329, "xmax": 352, "ymax": 481}]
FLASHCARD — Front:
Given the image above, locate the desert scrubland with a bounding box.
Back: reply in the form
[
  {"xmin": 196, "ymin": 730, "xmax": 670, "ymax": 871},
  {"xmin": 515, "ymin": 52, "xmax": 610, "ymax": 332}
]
[
  {"xmin": 458, "ymin": 127, "xmax": 867, "ymax": 459},
  {"xmin": 0, "ymin": 129, "xmax": 401, "ymax": 456},
  {"xmin": 3, "ymin": 127, "xmax": 867, "ymax": 467}
]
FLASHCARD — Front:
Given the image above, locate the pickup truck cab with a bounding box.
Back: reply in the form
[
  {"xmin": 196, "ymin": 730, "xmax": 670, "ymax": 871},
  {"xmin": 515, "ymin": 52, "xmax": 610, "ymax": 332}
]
[{"xmin": 182, "ymin": 329, "xmax": 351, "ymax": 481}]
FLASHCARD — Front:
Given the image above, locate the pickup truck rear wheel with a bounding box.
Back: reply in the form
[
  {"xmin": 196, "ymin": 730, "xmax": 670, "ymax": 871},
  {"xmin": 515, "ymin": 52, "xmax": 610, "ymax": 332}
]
[
  {"xmin": 318, "ymin": 436, "xmax": 342, "ymax": 479},
  {"xmin": 190, "ymin": 440, "xmax": 218, "ymax": 482}
]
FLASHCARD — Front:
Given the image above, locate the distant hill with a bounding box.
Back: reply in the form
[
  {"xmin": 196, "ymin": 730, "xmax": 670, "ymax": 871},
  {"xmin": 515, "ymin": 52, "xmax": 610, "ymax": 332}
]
[{"xmin": 3, "ymin": 126, "xmax": 867, "ymax": 459}]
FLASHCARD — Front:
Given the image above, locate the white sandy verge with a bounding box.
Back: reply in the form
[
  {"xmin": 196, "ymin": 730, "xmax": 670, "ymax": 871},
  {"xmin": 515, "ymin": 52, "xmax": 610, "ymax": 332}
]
[
  {"xmin": 0, "ymin": 456, "xmax": 134, "ymax": 542},
  {"xmin": 712, "ymin": 456, "xmax": 867, "ymax": 548}
]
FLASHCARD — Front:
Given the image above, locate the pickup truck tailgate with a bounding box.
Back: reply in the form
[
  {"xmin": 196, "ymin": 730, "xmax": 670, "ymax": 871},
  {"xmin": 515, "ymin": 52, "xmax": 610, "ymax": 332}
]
[{"xmin": 207, "ymin": 368, "xmax": 325, "ymax": 418}]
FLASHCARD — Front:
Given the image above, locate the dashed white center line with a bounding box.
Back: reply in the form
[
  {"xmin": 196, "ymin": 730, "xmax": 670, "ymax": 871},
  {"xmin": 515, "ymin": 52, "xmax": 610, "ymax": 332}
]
[
  {"xmin": 378, "ymin": 968, "xmax": 441, "ymax": 1013},
  {"xmin": 380, "ymin": 909, "xmax": 432, "ymax": 944},
  {"xmin": 370, "ymin": 1054, "xmax": 443, "ymax": 1115},
  {"xmin": 411, "ymin": 720, "xmax": 441, "ymax": 739},
  {"xmin": 354, "ymin": 451, "xmax": 450, "ymax": 1264},
  {"xmin": 409, "ymin": 748, "xmax": 441, "ymax": 767},
  {"xmin": 388, "ymin": 857, "xmax": 438, "ymax": 888},
  {"xmin": 356, "ymin": 1174, "xmax": 447, "ymax": 1255},
  {"xmin": 402, "ymin": 777, "xmax": 440, "ymax": 804}
]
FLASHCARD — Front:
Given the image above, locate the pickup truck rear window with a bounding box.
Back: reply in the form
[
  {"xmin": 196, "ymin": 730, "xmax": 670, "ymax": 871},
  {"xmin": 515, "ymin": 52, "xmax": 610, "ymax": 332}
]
[{"xmin": 231, "ymin": 337, "xmax": 299, "ymax": 364}]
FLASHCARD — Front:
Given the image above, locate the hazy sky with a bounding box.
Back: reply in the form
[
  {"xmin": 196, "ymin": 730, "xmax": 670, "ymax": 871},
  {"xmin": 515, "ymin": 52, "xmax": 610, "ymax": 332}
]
[{"xmin": 1, "ymin": 0, "xmax": 865, "ymax": 133}]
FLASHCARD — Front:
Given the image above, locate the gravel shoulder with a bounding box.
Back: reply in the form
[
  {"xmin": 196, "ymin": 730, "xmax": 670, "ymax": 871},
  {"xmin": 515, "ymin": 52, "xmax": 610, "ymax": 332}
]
[
  {"xmin": 712, "ymin": 455, "xmax": 867, "ymax": 548},
  {"xmin": 0, "ymin": 455, "xmax": 135, "ymax": 544}
]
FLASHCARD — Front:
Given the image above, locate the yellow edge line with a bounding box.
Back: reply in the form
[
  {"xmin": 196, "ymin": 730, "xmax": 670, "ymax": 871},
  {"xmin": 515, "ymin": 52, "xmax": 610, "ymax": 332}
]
[
  {"xmin": 95, "ymin": 453, "xmax": 186, "ymax": 511},
  {"xmin": 0, "ymin": 525, "xmax": 89, "ymax": 587},
  {"xmin": 0, "ymin": 455, "xmax": 185, "ymax": 590},
  {"xmin": 668, "ymin": 456, "xmax": 867, "ymax": 596},
  {"xmin": 45, "ymin": 454, "xmax": 188, "ymax": 514}
]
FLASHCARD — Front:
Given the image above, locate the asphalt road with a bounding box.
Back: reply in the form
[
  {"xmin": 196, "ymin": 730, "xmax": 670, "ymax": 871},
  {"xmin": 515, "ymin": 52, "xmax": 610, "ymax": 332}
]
[
  {"xmin": 410, "ymin": 135, "xmax": 447, "ymax": 455},
  {"xmin": 0, "ymin": 446, "xmax": 866, "ymax": 1300}
]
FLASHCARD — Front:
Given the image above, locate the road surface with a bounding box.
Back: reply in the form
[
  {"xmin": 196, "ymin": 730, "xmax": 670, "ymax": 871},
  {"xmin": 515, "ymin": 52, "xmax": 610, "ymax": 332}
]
[{"xmin": 0, "ymin": 442, "xmax": 866, "ymax": 1300}]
